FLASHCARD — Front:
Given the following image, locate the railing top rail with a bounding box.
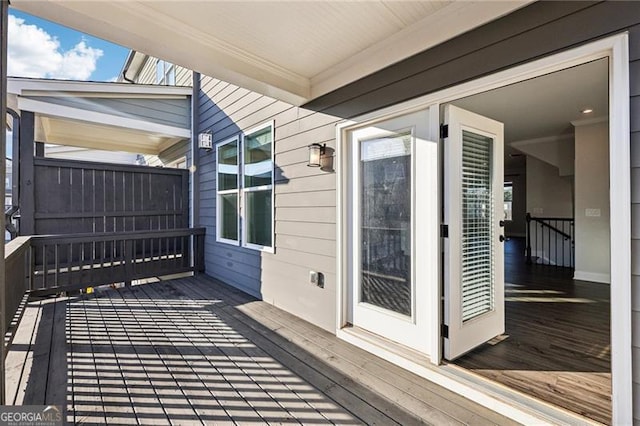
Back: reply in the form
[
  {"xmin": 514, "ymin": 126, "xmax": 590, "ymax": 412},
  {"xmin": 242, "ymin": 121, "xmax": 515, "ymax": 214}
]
[
  {"xmin": 30, "ymin": 227, "xmax": 206, "ymax": 246},
  {"xmin": 526, "ymin": 213, "xmax": 572, "ymax": 240},
  {"xmin": 5, "ymin": 236, "xmax": 32, "ymax": 259},
  {"xmin": 526, "ymin": 213, "xmax": 575, "ymax": 222},
  {"xmin": 34, "ymin": 156, "xmax": 189, "ymax": 176}
]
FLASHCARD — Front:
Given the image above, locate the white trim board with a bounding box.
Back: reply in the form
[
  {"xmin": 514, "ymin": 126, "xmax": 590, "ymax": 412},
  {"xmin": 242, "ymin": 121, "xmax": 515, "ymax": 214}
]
[
  {"xmin": 336, "ymin": 32, "xmax": 631, "ymax": 424},
  {"xmin": 7, "ymin": 77, "xmax": 192, "ymax": 97},
  {"xmin": 573, "ymin": 270, "xmax": 611, "ymax": 284}
]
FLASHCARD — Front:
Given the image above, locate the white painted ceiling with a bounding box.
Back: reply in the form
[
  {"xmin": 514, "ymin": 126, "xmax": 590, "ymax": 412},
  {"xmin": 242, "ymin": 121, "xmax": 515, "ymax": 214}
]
[
  {"xmin": 451, "ymin": 58, "xmax": 608, "ymax": 169},
  {"xmin": 452, "ymin": 58, "xmax": 609, "ymax": 144},
  {"xmin": 35, "ymin": 116, "xmax": 183, "ymax": 155},
  {"xmin": 11, "ymin": 0, "xmax": 531, "ymax": 105}
]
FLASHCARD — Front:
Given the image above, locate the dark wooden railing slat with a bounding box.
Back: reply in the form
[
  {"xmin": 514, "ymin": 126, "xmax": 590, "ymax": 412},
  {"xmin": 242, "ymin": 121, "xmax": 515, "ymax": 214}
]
[
  {"xmin": 526, "ymin": 213, "xmax": 574, "ymax": 268},
  {"xmin": 6, "ymin": 228, "xmax": 205, "ymax": 298}
]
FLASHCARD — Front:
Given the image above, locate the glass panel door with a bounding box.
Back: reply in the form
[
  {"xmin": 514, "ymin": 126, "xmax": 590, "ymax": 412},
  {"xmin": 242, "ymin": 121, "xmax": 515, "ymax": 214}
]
[{"xmin": 348, "ymin": 108, "xmax": 437, "ymax": 355}]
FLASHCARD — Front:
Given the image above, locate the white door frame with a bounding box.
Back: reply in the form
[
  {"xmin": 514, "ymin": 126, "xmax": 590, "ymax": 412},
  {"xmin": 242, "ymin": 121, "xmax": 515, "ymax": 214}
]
[{"xmin": 336, "ymin": 33, "xmax": 631, "ymax": 424}]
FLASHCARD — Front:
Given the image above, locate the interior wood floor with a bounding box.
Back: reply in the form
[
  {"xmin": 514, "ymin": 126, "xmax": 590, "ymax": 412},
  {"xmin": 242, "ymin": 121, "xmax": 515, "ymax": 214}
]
[
  {"xmin": 456, "ymin": 237, "xmax": 611, "ymax": 424},
  {"xmin": 5, "ymin": 275, "xmax": 518, "ymax": 425}
]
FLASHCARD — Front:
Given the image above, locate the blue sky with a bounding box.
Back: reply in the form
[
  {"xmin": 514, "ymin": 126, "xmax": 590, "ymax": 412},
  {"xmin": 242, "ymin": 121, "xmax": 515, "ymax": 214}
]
[{"xmin": 8, "ymin": 9, "xmax": 130, "ymax": 81}]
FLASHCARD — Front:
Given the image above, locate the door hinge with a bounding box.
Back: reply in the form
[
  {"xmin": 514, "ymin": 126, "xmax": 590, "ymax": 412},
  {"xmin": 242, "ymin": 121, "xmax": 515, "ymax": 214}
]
[
  {"xmin": 441, "ymin": 324, "xmax": 449, "ymax": 339},
  {"xmin": 440, "ymin": 124, "xmax": 449, "ymax": 139},
  {"xmin": 441, "ymin": 224, "xmax": 448, "ymax": 238}
]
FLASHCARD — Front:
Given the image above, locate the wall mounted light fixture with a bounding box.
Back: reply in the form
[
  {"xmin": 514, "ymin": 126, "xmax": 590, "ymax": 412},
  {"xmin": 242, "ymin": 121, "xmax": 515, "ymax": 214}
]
[
  {"xmin": 198, "ymin": 131, "xmax": 213, "ymax": 150},
  {"xmin": 308, "ymin": 143, "xmax": 325, "ymax": 167}
]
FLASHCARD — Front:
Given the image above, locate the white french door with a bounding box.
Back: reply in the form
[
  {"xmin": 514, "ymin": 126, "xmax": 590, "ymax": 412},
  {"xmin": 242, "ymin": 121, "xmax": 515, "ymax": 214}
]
[
  {"xmin": 347, "ymin": 108, "xmax": 437, "ymax": 354},
  {"xmin": 443, "ymin": 105, "xmax": 505, "ymax": 360}
]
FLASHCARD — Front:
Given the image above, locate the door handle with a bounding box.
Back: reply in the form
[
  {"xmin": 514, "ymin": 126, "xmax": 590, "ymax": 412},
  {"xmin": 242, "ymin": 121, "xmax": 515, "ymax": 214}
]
[
  {"xmin": 499, "ymin": 220, "xmax": 505, "ymax": 227},
  {"xmin": 499, "ymin": 235, "xmax": 506, "ymax": 242}
]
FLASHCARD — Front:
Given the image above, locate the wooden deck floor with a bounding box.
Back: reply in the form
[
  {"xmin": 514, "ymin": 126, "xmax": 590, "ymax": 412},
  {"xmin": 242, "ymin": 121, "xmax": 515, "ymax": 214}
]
[
  {"xmin": 456, "ymin": 238, "xmax": 611, "ymax": 424},
  {"xmin": 5, "ymin": 275, "xmax": 517, "ymax": 425}
]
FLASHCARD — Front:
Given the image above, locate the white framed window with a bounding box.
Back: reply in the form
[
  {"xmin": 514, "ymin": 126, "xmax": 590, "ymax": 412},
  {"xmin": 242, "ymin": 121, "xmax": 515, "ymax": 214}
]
[
  {"xmin": 215, "ymin": 123, "xmax": 274, "ymax": 251},
  {"xmin": 156, "ymin": 59, "xmax": 176, "ymax": 85},
  {"xmin": 242, "ymin": 122, "xmax": 274, "ymax": 252},
  {"xmin": 216, "ymin": 136, "xmax": 240, "ymax": 245}
]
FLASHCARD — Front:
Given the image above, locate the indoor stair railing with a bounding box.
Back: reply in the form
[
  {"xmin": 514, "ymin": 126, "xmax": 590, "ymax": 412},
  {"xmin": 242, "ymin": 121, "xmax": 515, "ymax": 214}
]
[{"xmin": 525, "ymin": 213, "xmax": 575, "ymax": 268}]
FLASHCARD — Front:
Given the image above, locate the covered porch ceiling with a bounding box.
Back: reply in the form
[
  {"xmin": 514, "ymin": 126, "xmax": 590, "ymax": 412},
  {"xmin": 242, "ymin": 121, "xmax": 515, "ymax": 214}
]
[
  {"xmin": 8, "ymin": 78, "xmax": 191, "ymax": 155},
  {"xmin": 11, "ymin": 1, "xmax": 532, "ymax": 106}
]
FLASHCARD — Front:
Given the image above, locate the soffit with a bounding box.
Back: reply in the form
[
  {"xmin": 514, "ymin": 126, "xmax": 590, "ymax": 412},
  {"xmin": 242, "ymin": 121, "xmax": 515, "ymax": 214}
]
[
  {"xmin": 11, "ymin": 1, "xmax": 531, "ymax": 105},
  {"xmin": 35, "ymin": 116, "xmax": 183, "ymax": 155}
]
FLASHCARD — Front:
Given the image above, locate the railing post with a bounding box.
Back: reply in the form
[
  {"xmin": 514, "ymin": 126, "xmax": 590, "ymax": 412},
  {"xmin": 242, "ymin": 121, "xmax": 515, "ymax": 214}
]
[
  {"xmin": 124, "ymin": 239, "xmax": 133, "ymax": 287},
  {"xmin": 196, "ymin": 233, "xmax": 205, "ymax": 273},
  {"xmin": 525, "ymin": 213, "xmax": 532, "ymax": 265}
]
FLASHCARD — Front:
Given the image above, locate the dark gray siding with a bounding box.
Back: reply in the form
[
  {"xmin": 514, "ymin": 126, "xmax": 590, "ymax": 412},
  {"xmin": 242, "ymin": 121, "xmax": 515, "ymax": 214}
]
[
  {"xmin": 198, "ymin": 77, "xmax": 339, "ymax": 332},
  {"xmin": 27, "ymin": 96, "xmax": 190, "ymax": 129}
]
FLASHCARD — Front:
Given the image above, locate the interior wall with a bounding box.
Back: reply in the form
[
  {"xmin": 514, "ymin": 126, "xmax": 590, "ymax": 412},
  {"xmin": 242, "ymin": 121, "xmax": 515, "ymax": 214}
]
[
  {"xmin": 574, "ymin": 120, "xmax": 610, "ymax": 283},
  {"xmin": 526, "ymin": 156, "xmax": 573, "ymax": 218}
]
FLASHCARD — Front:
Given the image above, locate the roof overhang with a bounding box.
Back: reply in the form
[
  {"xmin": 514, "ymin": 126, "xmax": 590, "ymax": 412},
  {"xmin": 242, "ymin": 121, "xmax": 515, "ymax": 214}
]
[
  {"xmin": 11, "ymin": 1, "xmax": 533, "ymax": 106},
  {"xmin": 120, "ymin": 51, "xmax": 149, "ymax": 83},
  {"xmin": 8, "ymin": 78, "xmax": 191, "ymax": 155}
]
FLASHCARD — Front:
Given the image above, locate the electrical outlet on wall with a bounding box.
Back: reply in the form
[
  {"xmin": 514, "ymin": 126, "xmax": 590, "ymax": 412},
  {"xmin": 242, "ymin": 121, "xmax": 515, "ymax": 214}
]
[{"xmin": 585, "ymin": 208, "xmax": 601, "ymax": 217}]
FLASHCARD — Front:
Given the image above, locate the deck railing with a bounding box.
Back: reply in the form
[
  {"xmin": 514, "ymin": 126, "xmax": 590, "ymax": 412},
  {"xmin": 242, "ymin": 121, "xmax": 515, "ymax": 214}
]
[
  {"xmin": 3, "ymin": 227, "xmax": 205, "ymax": 336},
  {"xmin": 4, "ymin": 237, "xmax": 31, "ymax": 344},
  {"xmin": 29, "ymin": 228, "xmax": 205, "ymax": 295}
]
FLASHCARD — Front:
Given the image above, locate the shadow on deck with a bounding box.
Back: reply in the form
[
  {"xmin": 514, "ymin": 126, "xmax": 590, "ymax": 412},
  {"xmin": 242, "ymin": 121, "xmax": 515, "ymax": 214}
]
[{"xmin": 5, "ymin": 275, "xmax": 515, "ymax": 425}]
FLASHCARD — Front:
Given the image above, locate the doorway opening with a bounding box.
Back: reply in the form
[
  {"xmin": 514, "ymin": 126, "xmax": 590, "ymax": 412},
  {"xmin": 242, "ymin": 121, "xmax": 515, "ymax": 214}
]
[{"xmin": 443, "ymin": 58, "xmax": 611, "ymax": 423}]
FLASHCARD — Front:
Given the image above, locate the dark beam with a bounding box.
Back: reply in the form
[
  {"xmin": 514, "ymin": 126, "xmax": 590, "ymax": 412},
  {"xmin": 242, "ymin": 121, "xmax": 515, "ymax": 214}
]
[
  {"xmin": 35, "ymin": 142, "xmax": 44, "ymax": 157},
  {"xmin": 19, "ymin": 111, "xmax": 34, "ymax": 235},
  {"xmin": 191, "ymin": 71, "xmax": 200, "ymax": 227}
]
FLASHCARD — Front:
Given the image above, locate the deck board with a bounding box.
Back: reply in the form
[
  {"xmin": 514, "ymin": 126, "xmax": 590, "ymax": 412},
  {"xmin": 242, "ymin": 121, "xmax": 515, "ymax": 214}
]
[
  {"xmin": 196, "ymin": 277, "xmax": 514, "ymax": 426},
  {"xmin": 5, "ymin": 275, "xmax": 517, "ymax": 426},
  {"xmin": 5, "ymin": 298, "xmax": 42, "ymax": 405}
]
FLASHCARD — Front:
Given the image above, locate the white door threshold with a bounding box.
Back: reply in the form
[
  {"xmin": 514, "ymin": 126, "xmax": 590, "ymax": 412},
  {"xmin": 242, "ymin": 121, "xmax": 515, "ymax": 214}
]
[{"xmin": 337, "ymin": 326, "xmax": 602, "ymax": 426}]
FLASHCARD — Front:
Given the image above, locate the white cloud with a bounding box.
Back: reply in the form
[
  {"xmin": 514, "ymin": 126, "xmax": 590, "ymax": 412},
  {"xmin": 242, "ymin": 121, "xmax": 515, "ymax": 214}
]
[{"xmin": 8, "ymin": 15, "xmax": 103, "ymax": 80}]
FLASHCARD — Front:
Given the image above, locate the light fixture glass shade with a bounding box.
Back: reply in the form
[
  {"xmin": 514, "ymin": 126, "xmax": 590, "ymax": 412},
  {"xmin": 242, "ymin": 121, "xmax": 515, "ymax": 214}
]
[{"xmin": 308, "ymin": 144, "xmax": 323, "ymax": 167}]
